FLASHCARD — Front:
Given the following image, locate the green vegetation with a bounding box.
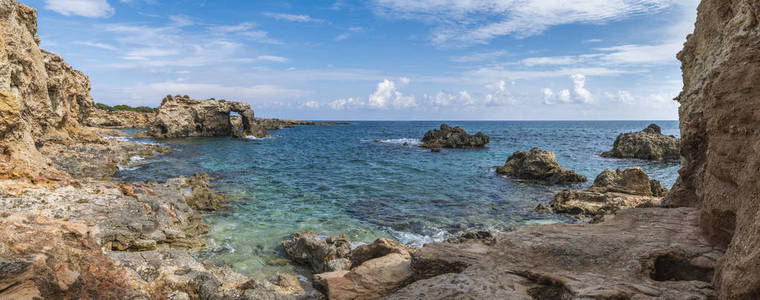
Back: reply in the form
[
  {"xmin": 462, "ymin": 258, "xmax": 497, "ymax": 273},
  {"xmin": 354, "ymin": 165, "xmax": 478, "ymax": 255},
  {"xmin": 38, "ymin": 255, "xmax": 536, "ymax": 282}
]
[{"xmin": 95, "ymin": 103, "xmax": 156, "ymax": 113}]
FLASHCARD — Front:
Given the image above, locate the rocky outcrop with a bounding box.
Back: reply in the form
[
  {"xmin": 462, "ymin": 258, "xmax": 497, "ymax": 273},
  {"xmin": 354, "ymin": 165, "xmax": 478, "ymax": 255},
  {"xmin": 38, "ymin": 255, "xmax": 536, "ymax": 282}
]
[
  {"xmin": 0, "ymin": 0, "xmax": 101, "ymax": 179},
  {"xmin": 420, "ymin": 124, "xmax": 489, "ymax": 148},
  {"xmin": 665, "ymin": 0, "xmax": 760, "ymax": 297},
  {"xmin": 283, "ymin": 234, "xmax": 416, "ymax": 300},
  {"xmin": 550, "ymin": 167, "xmax": 667, "ymax": 219},
  {"xmin": 496, "ymin": 147, "xmax": 587, "ymax": 185},
  {"xmin": 387, "ymin": 208, "xmax": 721, "ymax": 299},
  {"xmin": 148, "ymin": 95, "xmax": 269, "ymax": 138},
  {"xmin": 281, "ymin": 231, "xmax": 352, "ymax": 273},
  {"xmin": 85, "ymin": 108, "xmax": 155, "ymax": 128},
  {"xmin": 254, "ymin": 118, "xmax": 348, "ymax": 130},
  {"xmin": 601, "ymin": 124, "xmax": 680, "ymax": 160}
]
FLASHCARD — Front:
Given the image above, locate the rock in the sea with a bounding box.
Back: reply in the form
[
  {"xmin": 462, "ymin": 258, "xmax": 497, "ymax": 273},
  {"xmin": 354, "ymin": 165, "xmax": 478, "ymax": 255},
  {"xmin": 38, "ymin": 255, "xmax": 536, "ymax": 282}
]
[
  {"xmin": 496, "ymin": 147, "xmax": 586, "ymax": 185},
  {"xmin": 550, "ymin": 167, "xmax": 666, "ymax": 219},
  {"xmin": 148, "ymin": 95, "xmax": 269, "ymax": 138},
  {"xmin": 420, "ymin": 124, "xmax": 489, "ymax": 148},
  {"xmin": 281, "ymin": 231, "xmax": 352, "ymax": 273},
  {"xmin": 665, "ymin": 0, "xmax": 760, "ymax": 297},
  {"xmin": 387, "ymin": 208, "xmax": 720, "ymax": 299},
  {"xmin": 601, "ymin": 124, "xmax": 680, "ymax": 160}
]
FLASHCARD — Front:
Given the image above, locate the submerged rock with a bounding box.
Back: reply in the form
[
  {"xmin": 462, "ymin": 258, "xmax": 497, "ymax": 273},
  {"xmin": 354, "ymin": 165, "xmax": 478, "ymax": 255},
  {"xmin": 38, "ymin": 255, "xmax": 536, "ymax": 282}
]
[
  {"xmin": 148, "ymin": 95, "xmax": 269, "ymax": 139},
  {"xmin": 496, "ymin": 147, "xmax": 586, "ymax": 185},
  {"xmin": 550, "ymin": 167, "xmax": 667, "ymax": 219},
  {"xmin": 601, "ymin": 124, "xmax": 680, "ymax": 160},
  {"xmin": 420, "ymin": 124, "xmax": 489, "ymax": 148}
]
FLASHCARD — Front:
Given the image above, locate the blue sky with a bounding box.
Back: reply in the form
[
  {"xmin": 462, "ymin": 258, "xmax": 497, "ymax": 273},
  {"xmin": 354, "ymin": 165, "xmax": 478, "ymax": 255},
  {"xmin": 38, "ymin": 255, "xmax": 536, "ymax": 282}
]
[{"xmin": 24, "ymin": 0, "xmax": 698, "ymax": 120}]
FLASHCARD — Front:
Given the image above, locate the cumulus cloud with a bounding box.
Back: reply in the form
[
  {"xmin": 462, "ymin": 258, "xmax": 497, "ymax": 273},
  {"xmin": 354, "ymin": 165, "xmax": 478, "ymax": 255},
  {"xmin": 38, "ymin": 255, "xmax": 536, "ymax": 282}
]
[
  {"xmin": 44, "ymin": 0, "xmax": 114, "ymax": 18},
  {"xmin": 368, "ymin": 79, "xmax": 417, "ymax": 109},
  {"xmin": 329, "ymin": 97, "xmax": 364, "ymax": 110},
  {"xmin": 302, "ymin": 101, "xmax": 321, "ymax": 109},
  {"xmin": 544, "ymin": 74, "xmax": 593, "ymax": 105}
]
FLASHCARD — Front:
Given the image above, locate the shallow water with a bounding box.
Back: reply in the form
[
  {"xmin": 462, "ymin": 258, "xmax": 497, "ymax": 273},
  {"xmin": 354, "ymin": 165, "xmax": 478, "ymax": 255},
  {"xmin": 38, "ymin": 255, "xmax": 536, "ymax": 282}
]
[{"xmin": 116, "ymin": 121, "xmax": 680, "ymax": 278}]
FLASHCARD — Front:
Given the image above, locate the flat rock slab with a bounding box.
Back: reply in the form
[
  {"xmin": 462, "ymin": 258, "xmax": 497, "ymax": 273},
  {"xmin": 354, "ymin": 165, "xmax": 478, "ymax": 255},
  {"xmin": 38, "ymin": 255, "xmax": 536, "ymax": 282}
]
[{"xmin": 387, "ymin": 207, "xmax": 722, "ymax": 299}]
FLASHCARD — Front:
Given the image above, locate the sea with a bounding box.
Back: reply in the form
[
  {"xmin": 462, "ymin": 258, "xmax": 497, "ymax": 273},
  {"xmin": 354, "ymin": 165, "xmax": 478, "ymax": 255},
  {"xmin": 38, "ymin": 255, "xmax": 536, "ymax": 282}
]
[{"xmin": 116, "ymin": 120, "xmax": 680, "ymax": 279}]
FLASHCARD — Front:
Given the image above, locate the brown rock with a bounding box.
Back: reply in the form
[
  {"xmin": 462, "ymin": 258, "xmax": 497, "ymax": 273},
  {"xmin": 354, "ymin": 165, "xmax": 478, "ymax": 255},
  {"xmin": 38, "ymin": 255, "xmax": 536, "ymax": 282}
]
[
  {"xmin": 148, "ymin": 95, "xmax": 269, "ymax": 138},
  {"xmin": 665, "ymin": 0, "xmax": 760, "ymax": 297},
  {"xmin": 281, "ymin": 231, "xmax": 352, "ymax": 273},
  {"xmin": 184, "ymin": 172, "xmax": 227, "ymax": 211},
  {"xmin": 496, "ymin": 147, "xmax": 587, "ymax": 185},
  {"xmin": 85, "ymin": 108, "xmax": 155, "ymax": 129},
  {"xmin": 550, "ymin": 167, "xmax": 667, "ymax": 219},
  {"xmin": 350, "ymin": 238, "xmax": 412, "ymax": 268},
  {"xmin": 314, "ymin": 253, "xmax": 413, "ymax": 300},
  {"xmin": 420, "ymin": 124, "xmax": 489, "ymax": 148},
  {"xmin": 387, "ymin": 208, "xmax": 721, "ymax": 299},
  {"xmin": 601, "ymin": 124, "xmax": 680, "ymax": 160}
]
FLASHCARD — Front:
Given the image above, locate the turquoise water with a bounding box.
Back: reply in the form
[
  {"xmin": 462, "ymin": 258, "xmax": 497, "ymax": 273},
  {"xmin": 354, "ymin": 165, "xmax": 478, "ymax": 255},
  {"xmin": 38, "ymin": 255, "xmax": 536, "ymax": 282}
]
[{"xmin": 117, "ymin": 121, "xmax": 680, "ymax": 278}]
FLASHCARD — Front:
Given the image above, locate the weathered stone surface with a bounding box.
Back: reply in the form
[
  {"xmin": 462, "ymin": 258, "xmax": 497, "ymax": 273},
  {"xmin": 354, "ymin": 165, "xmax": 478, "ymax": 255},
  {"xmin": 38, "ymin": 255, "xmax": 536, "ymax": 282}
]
[
  {"xmin": 551, "ymin": 167, "xmax": 666, "ymax": 219},
  {"xmin": 496, "ymin": 147, "xmax": 586, "ymax": 185},
  {"xmin": 420, "ymin": 124, "xmax": 489, "ymax": 148},
  {"xmin": 0, "ymin": 0, "xmax": 101, "ymax": 179},
  {"xmin": 148, "ymin": 95, "xmax": 269, "ymax": 138},
  {"xmin": 282, "ymin": 231, "xmax": 352, "ymax": 273},
  {"xmin": 86, "ymin": 108, "xmax": 155, "ymax": 128},
  {"xmin": 665, "ymin": 0, "xmax": 760, "ymax": 297},
  {"xmin": 350, "ymin": 238, "xmax": 412, "ymax": 268},
  {"xmin": 315, "ymin": 253, "xmax": 414, "ymax": 300},
  {"xmin": 387, "ymin": 208, "xmax": 721, "ymax": 299},
  {"xmin": 601, "ymin": 124, "xmax": 680, "ymax": 160},
  {"xmin": 184, "ymin": 172, "xmax": 227, "ymax": 211}
]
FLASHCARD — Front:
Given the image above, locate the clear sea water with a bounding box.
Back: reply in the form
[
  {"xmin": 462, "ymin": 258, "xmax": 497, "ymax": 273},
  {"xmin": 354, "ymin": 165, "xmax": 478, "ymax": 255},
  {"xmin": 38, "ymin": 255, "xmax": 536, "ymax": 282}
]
[{"xmin": 116, "ymin": 121, "xmax": 680, "ymax": 279}]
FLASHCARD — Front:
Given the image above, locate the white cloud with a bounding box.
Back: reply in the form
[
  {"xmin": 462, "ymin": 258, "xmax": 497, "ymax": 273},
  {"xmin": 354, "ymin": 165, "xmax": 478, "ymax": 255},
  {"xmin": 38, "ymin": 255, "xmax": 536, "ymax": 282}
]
[
  {"xmin": 264, "ymin": 12, "xmax": 324, "ymax": 23},
  {"xmin": 334, "ymin": 33, "xmax": 351, "ymax": 41},
  {"xmin": 368, "ymin": 79, "xmax": 417, "ymax": 108},
  {"xmin": 450, "ymin": 50, "xmax": 507, "ymax": 62},
  {"xmin": 302, "ymin": 101, "xmax": 321, "ymax": 109},
  {"xmin": 44, "ymin": 0, "xmax": 114, "ymax": 18},
  {"xmin": 605, "ymin": 90, "xmax": 635, "ymax": 104},
  {"xmin": 169, "ymin": 15, "xmax": 194, "ymax": 27},
  {"xmin": 329, "ymin": 97, "xmax": 364, "ymax": 110},
  {"xmin": 73, "ymin": 41, "xmax": 117, "ymax": 50},
  {"xmin": 256, "ymin": 55, "xmax": 289, "ymax": 63},
  {"xmin": 521, "ymin": 56, "xmax": 583, "ymax": 67},
  {"xmin": 571, "ymin": 74, "xmax": 593, "ymax": 104},
  {"xmin": 374, "ymin": 0, "xmax": 675, "ymax": 45}
]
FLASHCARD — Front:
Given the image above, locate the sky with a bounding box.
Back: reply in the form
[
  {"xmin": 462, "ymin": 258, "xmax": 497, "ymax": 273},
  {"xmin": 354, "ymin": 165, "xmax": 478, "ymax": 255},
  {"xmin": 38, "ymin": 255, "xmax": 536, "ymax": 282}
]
[{"xmin": 24, "ymin": 0, "xmax": 699, "ymax": 120}]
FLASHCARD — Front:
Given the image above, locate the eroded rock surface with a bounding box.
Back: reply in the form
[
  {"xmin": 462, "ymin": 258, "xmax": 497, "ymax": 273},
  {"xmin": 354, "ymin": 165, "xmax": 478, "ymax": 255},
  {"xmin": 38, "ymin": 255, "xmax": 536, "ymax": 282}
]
[
  {"xmin": 496, "ymin": 147, "xmax": 586, "ymax": 185},
  {"xmin": 148, "ymin": 95, "xmax": 269, "ymax": 138},
  {"xmin": 420, "ymin": 124, "xmax": 489, "ymax": 148},
  {"xmin": 601, "ymin": 124, "xmax": 680, "ymax": 160},
  {"xmin": 387, "ymin": 208, "xmax": 721, "ymax": 299},
  {"xmin": 86, "ymin": 108, "xmax": 155, "ymax": 128},
  {"xmin": 665, "ymin": 0, "xmax": 760, "ymax": 297},
  {"xmin": 551, "ymin": 167, "xmax": 667, "ymax": 219},
  {"xmin": 282, "ymin": 231, "xmax": 353, "ymax": 273}
]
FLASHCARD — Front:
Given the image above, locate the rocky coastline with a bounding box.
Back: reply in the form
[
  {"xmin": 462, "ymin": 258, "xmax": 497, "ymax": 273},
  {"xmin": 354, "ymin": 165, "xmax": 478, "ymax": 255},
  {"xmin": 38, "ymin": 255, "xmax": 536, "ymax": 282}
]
[{"xmin": 1, "ymin": 0, "xmax": 757, "ymax": 299}]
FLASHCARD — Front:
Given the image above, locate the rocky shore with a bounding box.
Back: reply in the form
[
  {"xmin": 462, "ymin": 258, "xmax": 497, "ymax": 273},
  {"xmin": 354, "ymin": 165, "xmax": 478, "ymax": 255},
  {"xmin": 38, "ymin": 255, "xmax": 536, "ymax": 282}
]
[
  {"xmin": 86, "ymin": 108, "xmax": 155, "ymax": 129},
  {"xmin": 602, "ymin": 124, "xmax": 680, "ymax": 160},
  {"xmin": 420, "ymin": 124, "xmax": 489, "ymax": 149},
  {"xmin": 496, "ymin": 147, "xmax": 586, "ymax": 185}
]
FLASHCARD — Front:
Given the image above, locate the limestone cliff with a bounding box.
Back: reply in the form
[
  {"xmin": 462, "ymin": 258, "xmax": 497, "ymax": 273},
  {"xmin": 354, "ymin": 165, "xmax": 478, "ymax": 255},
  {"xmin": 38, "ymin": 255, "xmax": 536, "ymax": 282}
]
[
  {"xmin": 668, "ymin": 0, "xmax": 760, "ymax": 297},
  {"xmin": 148, "ymin": 95, "xmax": 269, "ymax": 138},
  {"xmin": 0, "ymin": 0, "xmax": 98, "ymax": 179}
]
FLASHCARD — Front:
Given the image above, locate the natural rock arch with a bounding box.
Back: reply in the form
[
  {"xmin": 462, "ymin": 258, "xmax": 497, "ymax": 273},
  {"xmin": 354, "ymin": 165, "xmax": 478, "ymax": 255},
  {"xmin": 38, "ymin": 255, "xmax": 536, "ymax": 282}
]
[{"xmin": 148, "ymin": 95, "xmax": 268, "ymax": 138}]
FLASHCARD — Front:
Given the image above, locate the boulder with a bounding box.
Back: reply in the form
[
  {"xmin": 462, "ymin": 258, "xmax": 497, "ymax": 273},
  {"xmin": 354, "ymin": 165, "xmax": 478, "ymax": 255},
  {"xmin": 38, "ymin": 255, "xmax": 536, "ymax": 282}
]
[
  {"xmin": 148, "ymin": 95, "xmax": 269, "ymax": 138},
  {"xmin": 601, "ymin": 124, "xmax": 680, "ymax": 160},
  {"xmin": 386, "ymin": 208, "xmax": 721, "ymax": 299},
  {"xmin": 420, "ymin": 124, "xmax": 489, "ymax": 148},
  {"xmin": 496, "ymin": 147, "xmax": 586, "ymax": 185},
  {"xmin": 550, "ymin": 167, "xmax": 667, "ymax": 219},
  {"xmin": 313, "ymin": 253, "xmax": 414, "ymax": 300},
  {"xmin": 281, "ymin": 231, "xmax": 352, "ymax": 273},
  {"xmin": 349, "ymin": 238, "xmax": 412, "ymax": 268},
  {"xmin": 665, "ymin": 0, "xmax": 760, "ymax": 297}
]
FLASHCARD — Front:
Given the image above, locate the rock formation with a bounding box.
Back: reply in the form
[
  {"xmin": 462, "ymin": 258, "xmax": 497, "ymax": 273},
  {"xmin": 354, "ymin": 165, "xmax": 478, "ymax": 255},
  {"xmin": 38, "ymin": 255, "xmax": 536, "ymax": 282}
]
[
  {"xmin": 601, "ymin": 124, "xmax": 680, "ymax": 160},
  {"xmin": 496, "ymin": 147, "xmax": 587, "ymax": 185},
  {"xmin": 387, "ymin": 208, "xmax": 720, "ymax": 299},
  {"xmin": 665, "ymin": 0, "xmax": 760, "ymax": 297},
  {"xmin": 282, "ymin": 234, "xmax": 415, "ymax": 300},
  {"xmin": 550, "ymin": 167, "xmax": 667, "ymax": 219},
  {"xmin": 85, "ymin": 108, "xmax": 155, "ymax": 128},
  {"xmin": 420, "ymin": 124, "xmax": 489, "ymax": 148},
  {"xmin": 148, "ymin": 95, "xmax": 269, "ymax": 138},
  {"xmin": 0, "ymin": 0, "xmax": 100, "ymax": 179}
]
